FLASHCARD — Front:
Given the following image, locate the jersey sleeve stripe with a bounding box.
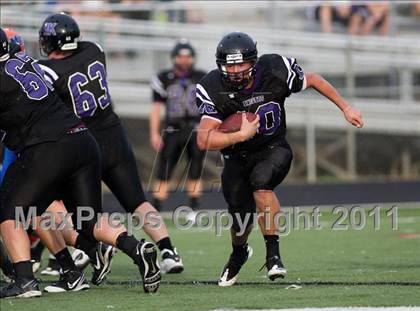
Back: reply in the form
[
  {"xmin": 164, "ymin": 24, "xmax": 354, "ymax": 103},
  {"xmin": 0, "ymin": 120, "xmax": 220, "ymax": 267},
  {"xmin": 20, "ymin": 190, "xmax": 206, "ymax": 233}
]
[
  {"xmin": 196, "ymin": 83, "xmax": 212, "ymax": 102},
  {"xmin": 94, "ymin": 42, "xmax": 104, "ymax": 52},
  {"xmin": 281, "ymin": 56, "xmax": 296, "ymax": 90},
  {"xmin": 201, "ymin": 115, "xmax": 223, "ymax": 123},
  {"xmin": 196, "ymin": 92, "xmax": 215, "ymax": 106},
  {"xmin": 39, "ymin": 64, "xmax": 59, "ymax": 81},
  {"xmin": 44, "ymin": 74, "xmax": 53, "ymax": 85},
  {"xmin": 150, "ymin": 75, "xmax": 167, "ymax": 97},
  {"xmin": 281, "ymin": 56, "xmax": 292, "ymax": 85},
  {"xmin": 287, "ymin": 57, "xmax": 296, "ymax": 67},
  {"xmin": 196, "ymin": 87, "xmax": 213, "ymax": 104}
]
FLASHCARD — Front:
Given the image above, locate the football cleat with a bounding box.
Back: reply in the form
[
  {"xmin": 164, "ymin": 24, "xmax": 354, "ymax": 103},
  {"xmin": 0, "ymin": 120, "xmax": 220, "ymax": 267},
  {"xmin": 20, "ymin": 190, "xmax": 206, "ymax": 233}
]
[
  {"xmin": 72, "ymin": 249, "xmax": 90, "ymax": 271},
  {"xmin": 40, "ymin": 256, "xmax": 60, "ymax": 276},
  {"xmin": 160, "ymin": 248, "xmax": 184, "ymax": 274},
  {"xmin": 91, "ymin": 242, "xmax": 116, "ymax": 286},
  {"xmin": 218, "ymin": 245, "xmax": 253, "ymax": 287},
  {"xmin": 132, "ymin": 240, "xmax": 161, "ymax": 293},
  {"xmin": 44, "ymin": 270, "xmax": 90, "ymax": 293},
  {"xmin": 261, "ymin": 255, "xmax": 287, "ymax": 281},
  {"xmin": 0, "ymin": 278, "xmax": 42, "ymax": 298}
]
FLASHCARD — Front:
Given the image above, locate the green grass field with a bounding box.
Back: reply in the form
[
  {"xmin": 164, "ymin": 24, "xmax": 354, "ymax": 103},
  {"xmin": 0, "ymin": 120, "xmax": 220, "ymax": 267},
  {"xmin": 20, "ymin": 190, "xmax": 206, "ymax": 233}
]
[{"xmin": 1, "ymin": 206, "xmax": 420, "ymax": 311}]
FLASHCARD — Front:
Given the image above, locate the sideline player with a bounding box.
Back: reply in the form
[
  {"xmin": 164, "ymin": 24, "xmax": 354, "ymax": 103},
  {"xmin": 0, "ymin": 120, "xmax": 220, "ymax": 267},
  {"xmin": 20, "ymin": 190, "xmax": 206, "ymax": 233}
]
[
  {"xmin": 150, "ymin": 40, "xmax": 206, "ymax": 219},
  {"xmin": 196, "ymin": 32, "xmax": 363, "ymax": 286}
]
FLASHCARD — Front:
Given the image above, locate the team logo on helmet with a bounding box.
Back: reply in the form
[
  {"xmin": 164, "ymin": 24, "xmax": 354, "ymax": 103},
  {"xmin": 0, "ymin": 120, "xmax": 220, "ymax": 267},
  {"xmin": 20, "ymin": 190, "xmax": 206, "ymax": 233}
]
[{"xmin": 43, "ymin": 22, "xmax": 57, "ymax": 36}]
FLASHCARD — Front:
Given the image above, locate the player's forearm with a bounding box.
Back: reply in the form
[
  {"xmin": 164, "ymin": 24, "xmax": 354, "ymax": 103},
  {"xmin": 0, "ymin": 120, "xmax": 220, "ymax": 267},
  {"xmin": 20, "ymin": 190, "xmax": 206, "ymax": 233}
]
[
  {"xmin": 149, "ymin": 103, "xmax": 161, "ymax": 136},
  {"xmin": 197, "ymin": 129, "xmax": 243, "ymax": 151},
  {"xmin": 305, "ymin": 73, "xmax": 350, "ymax": 112}
]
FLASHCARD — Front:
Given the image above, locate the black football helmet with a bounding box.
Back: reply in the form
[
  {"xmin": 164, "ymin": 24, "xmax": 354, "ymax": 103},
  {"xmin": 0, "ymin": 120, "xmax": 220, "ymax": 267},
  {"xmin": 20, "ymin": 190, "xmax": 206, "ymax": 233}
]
[
  {"xmin": 0, "ymin": 28, "xmax": 9, "ymax": 58},
  {"xmin": 216, "ymin": 32, "xmax": 258, "ymax": 91},
  {"xmin": 39, "ymin": 12, "xmax": 80, "ymax": 55},
  {"xmin": 171, "ymin": 39, "xmax": 196, "ymax": 72},
  {"xmin": 171, "ymin": 39, "xmax": 196, "ymax": 58}
]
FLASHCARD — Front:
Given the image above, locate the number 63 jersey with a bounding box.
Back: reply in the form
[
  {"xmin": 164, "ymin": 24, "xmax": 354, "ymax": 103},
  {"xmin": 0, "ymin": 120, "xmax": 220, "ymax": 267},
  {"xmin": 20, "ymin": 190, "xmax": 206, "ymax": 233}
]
[
  {"xmin": 38, "ymin": 41, "xmax": 120, "ymax": 131},
  {"xmin": 196, "ymin": 54, "xmax": 307, "ymax": 155}
]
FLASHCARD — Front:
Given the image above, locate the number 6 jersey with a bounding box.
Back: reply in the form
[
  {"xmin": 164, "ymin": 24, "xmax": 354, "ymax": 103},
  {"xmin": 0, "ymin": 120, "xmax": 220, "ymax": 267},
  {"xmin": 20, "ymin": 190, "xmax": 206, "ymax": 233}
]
[
  {"xmin": 38, "ymin": 41, "xmax": 120, "ymax": 131},
  {"xmin": 196, "ymin": 54, "xmax": 306, "ymax": 155},
  {"xmin": 0, "ymin": 51, "xmax": 80, "ymax": 152}
]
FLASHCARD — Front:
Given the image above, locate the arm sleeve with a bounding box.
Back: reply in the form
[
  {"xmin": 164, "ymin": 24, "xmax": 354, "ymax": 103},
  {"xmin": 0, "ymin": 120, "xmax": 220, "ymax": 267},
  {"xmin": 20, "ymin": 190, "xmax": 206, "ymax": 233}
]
[
  {"xmin": 277, "ymin": 56, "xmax": 307, "ymax": 94},
  {"xmin": 196, "ymin": 83, "xmax": 225, "ymax": 123},
  {"xmin": 151, "ymin": 73, "xmax": 167, "ymax": 103}
]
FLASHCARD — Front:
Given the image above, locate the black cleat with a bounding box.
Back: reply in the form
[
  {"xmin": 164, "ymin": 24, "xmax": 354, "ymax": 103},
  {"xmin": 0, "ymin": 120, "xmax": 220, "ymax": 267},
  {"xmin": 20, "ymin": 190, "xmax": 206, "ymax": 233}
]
[
  {"xmin": 261, "ymin": 255, "xmax": 287, "ymax": 281},
  {"xmin": 132, "ymin": 240, "xmax": 160, "ymax": 293},
  {"xmin": 0, "ymin": 278, "xmax": 42, "ymax": 299},
  {"xmin": 91, "ymin": 242, "xmax": 116, "ymax": 286},
  {"xmin": 218, "ymin": 245, "xmax": 253, "ymax": 287},
  {"xmin": 44, "ymin": 270, "xmax": 90, "ymax": 293}
]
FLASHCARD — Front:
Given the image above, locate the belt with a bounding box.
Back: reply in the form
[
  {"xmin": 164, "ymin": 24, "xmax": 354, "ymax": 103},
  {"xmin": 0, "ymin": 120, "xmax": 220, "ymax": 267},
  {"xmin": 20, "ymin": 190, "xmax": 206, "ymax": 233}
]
[{"xmin": 223, "ymin": 141, "xmax": 287, "ymax": 160}]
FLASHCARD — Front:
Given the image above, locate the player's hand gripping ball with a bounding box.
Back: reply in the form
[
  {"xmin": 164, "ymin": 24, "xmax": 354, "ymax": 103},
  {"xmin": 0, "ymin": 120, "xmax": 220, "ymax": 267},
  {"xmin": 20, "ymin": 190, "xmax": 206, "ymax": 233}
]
[{"xmin": 218, "ymin": 112, "xmax": 258, "ymax": 133}]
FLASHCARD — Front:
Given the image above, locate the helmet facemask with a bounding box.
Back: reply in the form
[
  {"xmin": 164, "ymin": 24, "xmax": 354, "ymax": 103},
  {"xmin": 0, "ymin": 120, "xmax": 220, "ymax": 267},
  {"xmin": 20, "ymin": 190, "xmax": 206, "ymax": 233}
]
[{"xmin": 217, "ymin": 60, "xmax": 256, "ymax": 91}]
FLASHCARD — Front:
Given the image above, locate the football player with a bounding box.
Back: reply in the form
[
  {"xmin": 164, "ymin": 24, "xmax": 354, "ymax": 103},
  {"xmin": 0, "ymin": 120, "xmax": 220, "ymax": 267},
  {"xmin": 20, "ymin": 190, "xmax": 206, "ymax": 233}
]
[
  {"xmin": 0, "ymin": 27, "xmax": 49, "ymax": 276},
  {"xmin": 0, "ymin": 28, "xmax": 24, "ymax": 185},
  {"xmin": 0, "ymin": 27, "xmax": 160, "ymax": 298},
  {"xmin": 150, "ymin": 40, "xmax": 206, "ymax": 218},
  {"xmin": 196, "ymin": 32, "xmax": 363, "ymax": 286},
  {"xmin": 37, "ymin": 13, "xmax": 183, "ymax": 274},
  {"xmin": 0, "ymin": 28, "xmax": 105, "ymax": 286}
]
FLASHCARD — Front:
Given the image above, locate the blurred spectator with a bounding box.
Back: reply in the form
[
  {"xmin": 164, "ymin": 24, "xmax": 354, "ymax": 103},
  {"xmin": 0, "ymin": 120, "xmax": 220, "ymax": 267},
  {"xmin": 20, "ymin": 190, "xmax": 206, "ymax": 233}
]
[
  {"xmin": 109, "ymin": 0, "xmax": 151, "ymax": 20},
  {"xmin": 315, "ymin": 2, "xmax": 353, "ymax": 33},
  {"xmin": 156, "ymin": 0, "xmax": 187, "ymax": 23},
  {"xmin": 70, "ymin": 0, "xmax": 117, "ymax": 18},
  {"xmin": 314, "ymin": 1, "xmax": 390, "ymax": 36},
  {"xmin": 154, "ymin": 0, "xmax": 203, "ymax": 23},
  {"xmin": 412, "ymin": 2, "xmax": 420, "ymax": 17},
  {"xmin": 349, "ymin": 3, "xmax": 390, "ymax": 36}
]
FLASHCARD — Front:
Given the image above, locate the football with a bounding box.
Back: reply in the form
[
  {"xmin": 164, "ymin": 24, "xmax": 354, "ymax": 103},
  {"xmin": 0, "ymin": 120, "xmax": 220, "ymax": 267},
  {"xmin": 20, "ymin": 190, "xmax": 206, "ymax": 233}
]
[{"xmin": 218, "ymin": 112, "xmax": 257, "ymax": 133}]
